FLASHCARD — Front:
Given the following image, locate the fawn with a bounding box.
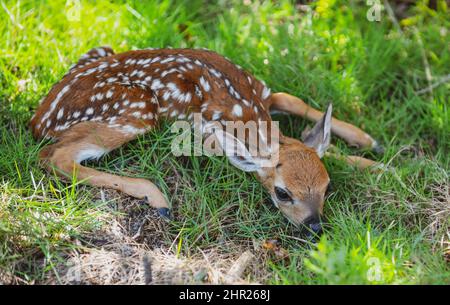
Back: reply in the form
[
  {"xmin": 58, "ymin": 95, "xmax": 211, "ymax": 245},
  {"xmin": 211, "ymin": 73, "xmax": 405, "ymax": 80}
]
[{"xmin": 31, "ymin": 47, "xmax": 381, "ymax": 234}]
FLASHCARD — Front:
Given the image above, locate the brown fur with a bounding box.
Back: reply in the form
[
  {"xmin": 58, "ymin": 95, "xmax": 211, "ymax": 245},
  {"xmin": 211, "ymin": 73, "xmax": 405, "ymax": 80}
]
[{"xmin": 31, "ymin": 47, "xmax": 379, "ymax": 226}]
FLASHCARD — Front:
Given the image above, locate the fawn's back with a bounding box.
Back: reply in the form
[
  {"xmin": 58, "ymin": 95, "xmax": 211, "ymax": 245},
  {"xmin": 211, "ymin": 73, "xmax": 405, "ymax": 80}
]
[{"xmin": 30, "ymin": 47, "xmax": 274, "ymax": 140}]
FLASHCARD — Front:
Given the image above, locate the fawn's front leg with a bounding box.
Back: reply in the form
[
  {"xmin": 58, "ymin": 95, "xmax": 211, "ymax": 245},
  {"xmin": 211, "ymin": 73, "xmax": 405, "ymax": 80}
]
[
  {"xmin": 268, "ymin": 92, "xmax": 382, "ymax": 152},
  {"xmin": 39, "ymin": 122, "xmax": 171, "ymax": 220}
]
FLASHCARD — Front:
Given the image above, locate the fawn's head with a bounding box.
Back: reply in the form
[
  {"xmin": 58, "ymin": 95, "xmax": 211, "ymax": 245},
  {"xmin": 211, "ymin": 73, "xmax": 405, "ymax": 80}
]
[{"xmin": 215, "ymin": 105, "xmax": 333, "ymax": 234}]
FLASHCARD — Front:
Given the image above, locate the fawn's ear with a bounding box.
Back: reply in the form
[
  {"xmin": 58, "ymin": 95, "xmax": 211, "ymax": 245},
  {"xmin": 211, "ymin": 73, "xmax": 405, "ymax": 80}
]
[
  {"xmin": 303, "ymin": 104, "xmax": 332, "ymax": 158},
  {"xmin": 213, "ymin": 128, "xmax": 261, "ymax": 172}
]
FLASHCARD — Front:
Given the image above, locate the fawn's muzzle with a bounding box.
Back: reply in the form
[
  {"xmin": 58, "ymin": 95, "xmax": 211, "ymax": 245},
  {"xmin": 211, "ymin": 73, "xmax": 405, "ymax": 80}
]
[{"xmin": 303, "ymin": 215, "xmax": 323, "ymax": 238}]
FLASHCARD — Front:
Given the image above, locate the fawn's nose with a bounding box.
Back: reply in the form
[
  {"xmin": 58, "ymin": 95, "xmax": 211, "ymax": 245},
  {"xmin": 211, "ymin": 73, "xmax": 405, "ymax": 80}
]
[
  {"xmin": 309, "ymin": 222, "xmax": 322, "ymax": 234},
  {"xmin": 304, "ymin": 215, "xmax": 323, "ymax": 235}
]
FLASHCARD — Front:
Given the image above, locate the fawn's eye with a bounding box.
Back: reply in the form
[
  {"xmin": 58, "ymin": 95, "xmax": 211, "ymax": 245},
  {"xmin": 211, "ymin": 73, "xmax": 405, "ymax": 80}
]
[{"xmin": 274, "ymin": 187, "xmax": 291, "ymax": 202}]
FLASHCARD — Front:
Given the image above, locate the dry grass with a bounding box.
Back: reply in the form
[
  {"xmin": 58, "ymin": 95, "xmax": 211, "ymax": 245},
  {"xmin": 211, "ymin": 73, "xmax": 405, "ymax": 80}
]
[
  {"xmin": 357, "ymin": 157, "xmax": 449, "ymax": 255},
  {"xmin": 42, "ymin": 190, "xmax": 274, "ymax": 285},
  {"xmin": 425, "ymin": 181, "xmax": 450, "ymax": 253},
  {"xmin": 45, "ymin": 230, "xmax": 266, "ymax": 285}
]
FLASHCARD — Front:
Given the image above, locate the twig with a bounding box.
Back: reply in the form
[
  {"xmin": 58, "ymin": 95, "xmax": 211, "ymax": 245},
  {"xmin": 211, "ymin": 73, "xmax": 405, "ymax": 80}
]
[
  {"xmin": 1, "ymin": 1, "xmax": 23, "ymax": 29},
  {"xmin": 125, "ymin": 3, "xmax": 144, "ymax": 21},
  {"xmin": 413, "ymin": 27, "xmax": 434, "ymax": 95},
  {"xmin": 383, "ymin": 0, "xmax": 402, "ymax": 33},
  {"xmin": 224, "ymin": 250, "xmax": 254, "ymax": 283},
  {"xmin": 415, "ymin": 74, "xmax": 450, "ymax": 95},
  {"xmin": 142, "ymin": 255, "xmax": 152, "ymax": 285},
  {"xmin": 131, "ymin": 218, "xmax": 147, "ymax": 240}
]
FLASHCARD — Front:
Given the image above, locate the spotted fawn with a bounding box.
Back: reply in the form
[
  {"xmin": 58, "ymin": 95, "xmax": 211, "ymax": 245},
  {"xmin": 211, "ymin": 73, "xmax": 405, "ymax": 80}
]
[{"xmin": 31, "ymin": 46, "xmax": 381, "ymax": 233}]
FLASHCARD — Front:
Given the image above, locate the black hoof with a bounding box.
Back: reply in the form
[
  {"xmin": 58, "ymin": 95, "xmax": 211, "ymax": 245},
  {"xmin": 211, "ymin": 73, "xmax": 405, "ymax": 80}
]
[
  {"xmin": 157, "ymin": 208, "xmax": 172, "ymax": 221},
  {"xmin": 372, "ymin": 142, "xmax": 385, "ymax": 155}
]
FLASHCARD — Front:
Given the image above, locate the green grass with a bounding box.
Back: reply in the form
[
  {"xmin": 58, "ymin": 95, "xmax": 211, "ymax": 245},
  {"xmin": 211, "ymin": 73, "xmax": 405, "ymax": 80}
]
[{"xmin": 0, "ymin": 0, "xmax": 449, "ymax": 284}]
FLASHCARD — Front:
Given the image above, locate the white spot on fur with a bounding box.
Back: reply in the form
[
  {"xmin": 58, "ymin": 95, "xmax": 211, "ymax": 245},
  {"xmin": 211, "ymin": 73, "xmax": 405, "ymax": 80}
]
[
  {"xmin": 167, "ymin": 82, "xmax": 183, "ymax": 101},
  {"xmin": 242, "ymin": 99, "xmax": 251, "ymax": 107},
  {"xmin": 160, "ymin": 57, "xmax": 175, "ymax": 64},
  {"xmin": 96, "ymin": 48, "xmax": 106, "ymax": 57},
  {"xmin": 162, "ymin": 91, "xmax": 170, "ymax": 101},
  {"xmin": 262, "ymin": 86, "xmax": 271, "ymax": 99},
  {"xmin": 181, "ymin": 92, "xmax": 192, "ymax": 103},
  {"xmin": 229, "ymin": 86, "xmax": 240, "ymax": 99},
  {"xmin": 199, "ymin": 76, "xmax": 210, "ymax": 92},
  {"xmin": 42, "ymin": 85, "xmax": 71, "ymax": 122},
  {"xmin": 57, "ymin": 108, "xmax": 64, "ymax": 120},
  {"xmin": 195, "ymin": 85, "xmax": 203, "ymax": 99},
  {"xmin": 232, "ymin": 104, "xmax": 243, "ymax": 117},
  {"xmin": 212, "ymin": 111, "xmax": 222, "ymax": 120},
  {"xmin": 151, "ymin": 57, "xmax": 161, "ymax": 63},
  {"xmin": 209, "ymin": 68, "xmax": 221, "ymax": 78},
  {"xmin": 176, "ymin": 57, "xmax": 190, "ymax": 63},
  {"xmin": 130, "ymin": 102, "xmax": 146, "ymax": 109},
  {"xmin": 151, "ymin": 79, "xmax": 164, "ymax": 91}
]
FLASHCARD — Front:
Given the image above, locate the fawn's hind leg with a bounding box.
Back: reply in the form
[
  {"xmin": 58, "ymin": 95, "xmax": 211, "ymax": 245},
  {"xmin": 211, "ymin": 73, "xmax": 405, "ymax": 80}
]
[
  {"xmin": 39, "ymin": 122, "xmax": 171, "ymax": 219},
  {"xmin": 268, "ymin": 92, "xmax": 382, "ymax": 152}
]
